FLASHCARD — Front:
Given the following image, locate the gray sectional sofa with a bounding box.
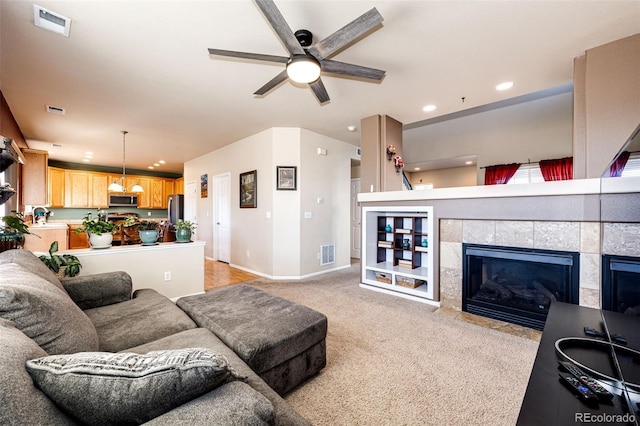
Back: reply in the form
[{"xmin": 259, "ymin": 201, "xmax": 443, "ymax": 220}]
[{"xmin": 0, "ymin": 249, "xmax": 315, "ymax": 425}]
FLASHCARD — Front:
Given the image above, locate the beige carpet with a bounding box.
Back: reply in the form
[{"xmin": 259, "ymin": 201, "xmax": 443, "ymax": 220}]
[{"xmin": 246, "ymin": 263, "xmax": 539, "ymax": 426}]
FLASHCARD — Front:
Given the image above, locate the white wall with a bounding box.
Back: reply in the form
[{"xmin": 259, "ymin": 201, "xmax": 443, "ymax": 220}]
[
  {"xmin": 184, "ymin": 127, "xmax": 353, "ymax": 278},
  {"xmin": 403, "ymin": 91, "xmax": 574, "ymax": 184}
]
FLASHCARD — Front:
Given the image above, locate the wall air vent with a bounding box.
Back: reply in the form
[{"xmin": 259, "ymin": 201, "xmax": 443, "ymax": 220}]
[
  {"xmin": 320, "ymin": 244, "xmax": 335, "ymax": 266},
  {"xmin": 34, "ymin": 5, "xmax": 72, "ymax": 37},
  {"xmin": 46, "ymin": 105, "xmax": 65, "ymax": 115}
]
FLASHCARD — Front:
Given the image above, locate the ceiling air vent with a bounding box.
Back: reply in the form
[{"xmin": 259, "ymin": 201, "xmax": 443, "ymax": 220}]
[
  {"xmin": 46, "ymin": 105, "xmax": 65, "ymax": 115},
  {"xmin": 34, "ymin": 5, "xmax": 72, "ymax": 37}
]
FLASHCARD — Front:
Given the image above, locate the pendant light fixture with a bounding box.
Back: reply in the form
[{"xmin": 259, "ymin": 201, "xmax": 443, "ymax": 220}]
[{"xmin": 108, "ymin": 130, "xmax": 144, "ymax": 193}]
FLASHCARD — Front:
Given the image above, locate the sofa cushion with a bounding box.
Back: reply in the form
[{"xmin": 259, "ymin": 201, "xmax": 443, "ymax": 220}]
[
  {"xmin": 0, "ymin": 263, "xmax": 99, "ymax": 354},
  {"xmin": 0, "ymin": 249, "xmax": 67, "ymax": 294},
  {"xmin": 125, "ymin": 328, "xmax": 312, "ymax": 426},
  {"xmin": 0, "ymin": 318, "xmax": 77, "ymax": 426},
  {"xmin": 144, "ymin": 381, "xmax": 275, "ymax": 426},
  {"xmin": 84, "ymin": 288, "xmax": 197, "ymax": 352},
  {"xmin": 26, "ymin": 348, "xmax": 243, "ymax": 426}
]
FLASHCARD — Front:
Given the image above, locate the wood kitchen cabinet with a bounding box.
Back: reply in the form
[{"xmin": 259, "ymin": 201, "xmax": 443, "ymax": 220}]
[
  {"xmin": 68, "ymin": 224, "xmax": 90, "ymax": 249},
  {"xmin": 21, "ymin": 149, "xmax": 49, "ymax": 206},
  {"xmin": 64, "ymin": 170, "xmax": 109, "ymax": 208},
  {"xmin": 90, "ymin": 173, "xmax": 109, "ymax": 208},
  {"xmin": 48, "ymin": 167, "xmax": 65, "ymax": 208},
  {"xmin": 174, "ymin": 177, "xmax": 184, "ymax": 194},
  {"xmin": 22, "ymin": 226, "xmax": 68, "ymax": 252},
  {"xmin": 151, "ymin": 178, "xmax": 164, "ymax": 209}
]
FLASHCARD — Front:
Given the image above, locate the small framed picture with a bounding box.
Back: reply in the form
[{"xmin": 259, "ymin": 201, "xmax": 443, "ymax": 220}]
[
  {"xmin": 200, "ymin": 174, "xmax": 208, "ymax": 198},
  {"xmin": 240, "ymin": 170, "xmax": 257, "ymax": 208},
  {"xmin": 276, "ymin": 166, "xmax": 297, "ymax": 191}
]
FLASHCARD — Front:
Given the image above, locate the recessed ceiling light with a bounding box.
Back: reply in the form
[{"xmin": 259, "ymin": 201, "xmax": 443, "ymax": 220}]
[
  {"xmin": 148, "ymin": 166, "xmax": 155, "ymax": 170},
  {"xmin": 422, "ymin": 104, "xmax": 437, "ymax": 112},
  {"xmin": 158, "ymin": 160, "xmax": 166, "ymax": 164},
  {"xmin": 496, "ymin": 81, "xmax": 514, "ymax": 91},
  {"xmin": 84, "ymin": 151, "xmax": 93, "ymax": 157},
  {"xmin": 347, "ymin": 125, "xmax": 357, "ymax": 132},
  {"xmin": 154, "ymin": 163, "xmax": 160, "ymax": 167},
  {"xmin": 465, "ymin": 161, "xmax": 473, "ymax": 165},
  {"xmin": 414, "ymin": 167, "xmax": 421, "ymax": 171},
  {"xmin": 82, "ymin": 158, "xmax": 90, "ymax": 163}
]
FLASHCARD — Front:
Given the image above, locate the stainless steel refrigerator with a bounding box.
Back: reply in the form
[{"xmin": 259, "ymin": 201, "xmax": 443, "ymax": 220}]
[{"xmin": 167, "ymin": 194, "xmax": 184, "ymax": 225}]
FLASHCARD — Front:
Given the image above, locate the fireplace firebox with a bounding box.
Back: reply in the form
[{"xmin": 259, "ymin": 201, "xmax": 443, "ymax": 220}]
[
  {"xmin": 462, "ymin": 244, "xmax": 580, "ymax": 330},
  {"xmin": 602, "ymin": 254, "xmax": 640, "ymax": 315}
]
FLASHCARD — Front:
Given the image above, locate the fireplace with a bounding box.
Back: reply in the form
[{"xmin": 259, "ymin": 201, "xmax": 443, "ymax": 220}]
[
  {"xmin": 462, "ymin": 244, "xmax": 580, "ymax": 330},
  {"xmin": 602, "ymin": 255, "xmax": 640, "ymax": 315}
]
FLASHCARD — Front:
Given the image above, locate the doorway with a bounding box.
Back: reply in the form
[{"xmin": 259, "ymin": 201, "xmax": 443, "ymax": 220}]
[{"xmin": 213, "ymin": 173, "xmax": 231, "ymax": 263}]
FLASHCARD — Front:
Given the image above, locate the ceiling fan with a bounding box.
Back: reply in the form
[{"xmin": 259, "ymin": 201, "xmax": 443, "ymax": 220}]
[{"xmin": 207, "ymin": 0, "xmax": 386, "ymax": 104}]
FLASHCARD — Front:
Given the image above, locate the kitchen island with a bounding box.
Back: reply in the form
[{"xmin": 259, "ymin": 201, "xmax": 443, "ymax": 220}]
[{"xmin": 62, "ymin": 240, "xmax": 205, "ymax": 300}]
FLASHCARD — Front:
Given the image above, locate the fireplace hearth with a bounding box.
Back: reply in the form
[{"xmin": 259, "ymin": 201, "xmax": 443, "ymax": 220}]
[
  {"xmin": 462, "ymin": 244, "xmax": 580, "ymax": 330},
  {"xmin": 602, "ymin": 254, "xmax": 640, "ymax": 315}
]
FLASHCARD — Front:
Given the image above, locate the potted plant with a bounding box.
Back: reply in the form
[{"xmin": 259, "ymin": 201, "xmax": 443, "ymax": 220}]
[
  {"xmin": 174, "ymin": 219, "xmax": 196, "ymax": 243},
  {"xmin": 0, "ymin": 211, "xmax": 36, "ymax": 253},
  {"xmin": 136, "ymin": 220, "xmax": 159, "ymax": 245},
  {"xmin": 75, "ymin": 210, "xmax": 118, "ymax": 249},
  {"xmin": 38, "ymin": 241, "xmax": 82, "ymax": 277}
]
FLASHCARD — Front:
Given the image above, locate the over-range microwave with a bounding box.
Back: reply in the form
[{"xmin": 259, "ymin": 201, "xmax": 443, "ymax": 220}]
[{"xmin": 108, "ymin": 194, "xmax": 139, "ymax": 207}]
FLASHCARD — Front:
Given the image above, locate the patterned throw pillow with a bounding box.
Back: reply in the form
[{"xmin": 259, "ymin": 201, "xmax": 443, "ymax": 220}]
[{"xmin": 26, "ymin": 348, "xmax": 244, "ymax": 425}]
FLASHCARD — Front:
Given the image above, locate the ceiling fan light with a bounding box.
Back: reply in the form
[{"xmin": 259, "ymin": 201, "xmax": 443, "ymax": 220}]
[{"xmin": 287, "ymin": 55, "xmax": 321, "ymax": 84}]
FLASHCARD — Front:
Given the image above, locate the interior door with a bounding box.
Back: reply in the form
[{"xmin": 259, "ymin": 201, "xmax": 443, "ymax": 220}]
[
  {"xmin": 214, "ymin": 173, "xmax": 231, "ymax": 263},
  {"xmin": 350, "ymin": 178, "xmax": 361, "ymax": 259}
]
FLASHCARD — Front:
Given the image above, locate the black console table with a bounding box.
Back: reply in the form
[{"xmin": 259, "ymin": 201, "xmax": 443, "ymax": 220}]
[{"xmin": 518, "ymin": 302, "xmax": 639, "ymax": 425}]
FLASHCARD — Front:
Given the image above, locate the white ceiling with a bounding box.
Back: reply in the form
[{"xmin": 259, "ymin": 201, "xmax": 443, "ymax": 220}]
[{"xmin": 1, "ymin": 0, "xmax": 639, "ymax": 174}]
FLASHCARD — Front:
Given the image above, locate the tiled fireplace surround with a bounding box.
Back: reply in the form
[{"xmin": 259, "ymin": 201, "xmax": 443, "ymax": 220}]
[{"xmin": 439, "ymin": 219, "xmax": 640, "ymax": 311}]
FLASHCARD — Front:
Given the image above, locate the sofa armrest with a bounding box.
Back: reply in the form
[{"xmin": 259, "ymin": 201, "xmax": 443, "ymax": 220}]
[{"xmin": 61, "ymin": 271, "xmax": 133, "ymax": 310}]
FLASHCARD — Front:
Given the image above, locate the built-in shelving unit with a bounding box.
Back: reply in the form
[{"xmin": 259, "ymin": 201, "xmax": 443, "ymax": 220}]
[{"xmin": 361, "ymin": 206, "xmax": 437, "ymax": 306}]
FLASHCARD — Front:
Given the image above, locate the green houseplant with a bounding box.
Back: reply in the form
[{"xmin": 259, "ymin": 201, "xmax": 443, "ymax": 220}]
[
  {"xmin": 136, "ymin": 220, "xmax": 159, "ymax": 245},
  {"xmin": 75, "ymin": 210, "xmax": 118, "ymax": 249},
  {"xmin": 174, "ymin": 219, "xmax": 196, "ymax": 243},
  {"xmin": 0, "ymin": 211, "xmax": 36, "ymax": 253},
  {"xmin": 39, "ymin": 241, "xmax": 82, "ymax": 277}
]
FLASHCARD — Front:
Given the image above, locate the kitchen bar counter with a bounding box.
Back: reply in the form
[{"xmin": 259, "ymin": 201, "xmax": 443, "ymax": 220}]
[{"xmin": 62, "ymin": 241, "xmax": 206, "ymax": 300}]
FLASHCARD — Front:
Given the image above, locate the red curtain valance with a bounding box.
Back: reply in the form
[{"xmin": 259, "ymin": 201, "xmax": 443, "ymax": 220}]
[
  {"xmin": 484, "ymin": 163, "xmax": 521, "ymax": 185},
  {"xmin": 539, "ymin": 157, "xmax": 573, "ymax": 181}
]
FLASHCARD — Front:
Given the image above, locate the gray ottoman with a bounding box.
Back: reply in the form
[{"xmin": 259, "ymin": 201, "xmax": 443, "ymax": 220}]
[{"xmin": 177, "ymin": 285, "xmax": 327, "ymax": 395}]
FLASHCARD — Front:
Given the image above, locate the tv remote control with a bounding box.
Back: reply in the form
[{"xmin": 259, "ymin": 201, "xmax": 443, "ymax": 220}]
[
  {"xmin": 559, "ymin": 361, "xmax": 613, "ymax": 401},
  {"xmin": 559, "ymin": 373, "xmax": 599, "ymax": 403}
]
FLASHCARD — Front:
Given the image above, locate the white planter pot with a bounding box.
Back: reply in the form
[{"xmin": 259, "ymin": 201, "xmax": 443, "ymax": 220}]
[{"xmin": 89, "ymin": 233, "xmax": 113, "ymax": 249}]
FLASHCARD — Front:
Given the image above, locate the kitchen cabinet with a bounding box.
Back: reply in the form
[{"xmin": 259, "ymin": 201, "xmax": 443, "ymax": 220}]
[
  {"xmin": 68, "ymin": 224, "xmax": 90, "ymax": 249},
  {"xmin": 21, "ymin": 149, "xmax": 49, "ymax": 206},
  {"xmin": 48, "ymin": 167, "xmax": 65, "ymax": 208},
  {"xmin": 151, "ymin": 178, "xmax": 164, "ymax": 209},
  {"xmin": 22, "ymin": 225, "xmax": 68, "ymax": 252},
  {"xmin": 174, "ymin": 177, "xmax": 184, "ymax": 194},
  {"xmin": 134, "ymin": 177, "xmax": 151, "ymax": 208},
  {"xmin": 90, "ymin": 173, "xmax": 109, "ymax": 208},
  {"xmin": 65, "ymin": 171, "xmax": 91, "ymax": 207}
]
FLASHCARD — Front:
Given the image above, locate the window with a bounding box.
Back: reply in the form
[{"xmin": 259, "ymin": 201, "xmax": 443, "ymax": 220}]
[
  {"xmin": 621, "ymin": 152, "xmax": 640, "ymax": 177},
  {"xmin": 507, "ymin": 164, "xmax": 545, "ymax": 184}
]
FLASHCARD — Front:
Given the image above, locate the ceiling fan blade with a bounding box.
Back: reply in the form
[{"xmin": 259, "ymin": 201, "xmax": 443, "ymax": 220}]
[
  {"xmin": 208, "ymin": 48, "xmax": 288, "ymax": 64},
  {"xmin": 254, "ymin": 70, "xmax": 289, "ymax": 96},
  {"xmin": 254, "ymin": 0, "xmax": 305, "ymax": 56},
  {"xmin": 307, "ymin": 8, "xmax": 383, "ymax": 60},
  {"xmin": 309, "ymin": 78, "xmax": 330, "ymax": 104},
  {"xmin": 320, "ymin": 59, "xmax": 385, "ymax": 81}
]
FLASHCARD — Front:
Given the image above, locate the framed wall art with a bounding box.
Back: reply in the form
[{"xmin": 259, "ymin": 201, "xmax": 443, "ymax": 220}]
[
  {"xmin": 239, "ymin": 170, "xmax": 257, "ymax": 208},
  {"xmin": 276, "ymin": 166, "xmax": 297, "ymax": 191},
  {"xmin": 200, "ymin": 174, "xmax": 208, "ymax": 198}
]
